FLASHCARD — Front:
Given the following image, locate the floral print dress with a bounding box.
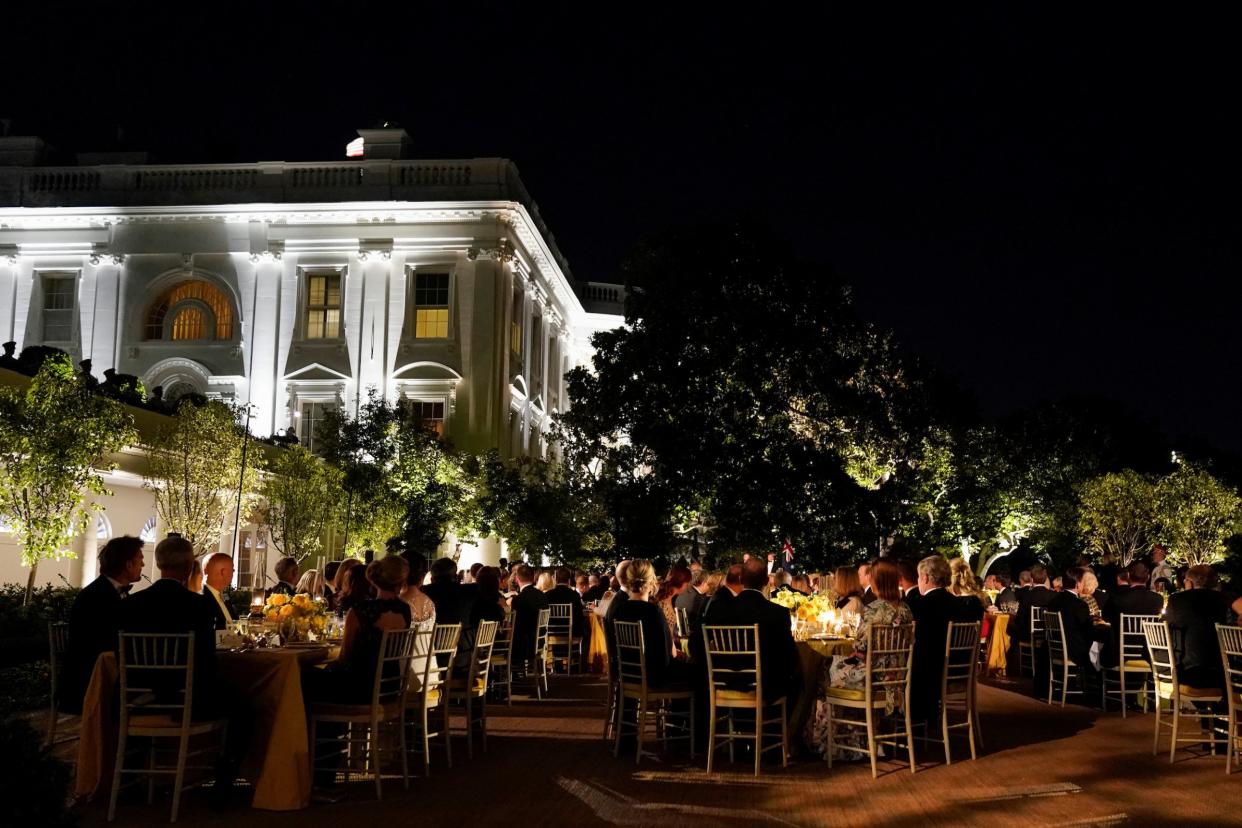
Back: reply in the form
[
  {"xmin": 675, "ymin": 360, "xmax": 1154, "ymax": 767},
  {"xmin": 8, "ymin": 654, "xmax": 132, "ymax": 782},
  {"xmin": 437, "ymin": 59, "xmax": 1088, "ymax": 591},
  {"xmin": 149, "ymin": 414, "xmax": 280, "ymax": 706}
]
[{"xmin": 806, "ymin": 599, "xmax": 913, "ymax": 755}]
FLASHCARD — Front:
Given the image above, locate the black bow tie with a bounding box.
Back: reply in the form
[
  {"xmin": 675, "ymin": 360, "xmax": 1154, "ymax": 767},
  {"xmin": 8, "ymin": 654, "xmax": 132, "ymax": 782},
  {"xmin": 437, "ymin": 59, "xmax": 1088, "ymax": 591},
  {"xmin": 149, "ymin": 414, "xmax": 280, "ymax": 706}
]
[{"xmin": 118, "ymin": 584, "xmax": 133, "ymax": 597}]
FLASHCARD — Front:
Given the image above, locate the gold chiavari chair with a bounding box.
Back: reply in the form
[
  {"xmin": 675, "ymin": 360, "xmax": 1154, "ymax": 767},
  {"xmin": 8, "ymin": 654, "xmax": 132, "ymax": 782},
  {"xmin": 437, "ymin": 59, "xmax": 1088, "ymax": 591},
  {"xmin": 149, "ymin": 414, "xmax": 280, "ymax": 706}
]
[
  {"xmin": 612, "ymin": 620, "xmax": 695, "ymax": 765},
  {"xmin": 703, "ymin": 624, "xmax": 789, "ymax": 777},
  {"xmin": 1019, "ymin": 606, "xmax": 1045, "ymax": 678},
  {"xmin": 449, "ymin": 620, "xmax": 498, "ymax": 760},
  {"xmin": 1101, "ymin": 613, "xmax": 1160, "ymax": 716},
  {"xmin": 938, "ymin": 621, "xmax": 983, "ymax": 763},
  {"xmin": 1045, "ymin": 611, "xmax": 1084, "ymax": 707},
  {"xmin": 488, "ymin": 613, "xmax": 515, "ymax": 706},
  {"xmin": 1214, "ymin": 624, "xmax": 1242, "ymax": 774},
  {"xmin": 405, "ymin": 623, "xmax": 462, "ymax": 777},
  {"xmin": 546, "ymin": 603, "xmax": 579, "ymax": 674},
  {"xmin": 46, "ymin": 621, "xmax": 70, "ymax": 746},
  {"xmin": 1143, "ymin": 620, "xmax": 1223, "ymax": 763}
]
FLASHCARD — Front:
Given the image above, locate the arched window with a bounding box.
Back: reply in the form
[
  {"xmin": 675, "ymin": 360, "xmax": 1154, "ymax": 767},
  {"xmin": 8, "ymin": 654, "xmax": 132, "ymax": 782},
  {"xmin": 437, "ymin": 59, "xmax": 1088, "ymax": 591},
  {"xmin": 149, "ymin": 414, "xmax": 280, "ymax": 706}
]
[{"xmin": 145, "ymin": 280, "xmax": 234, "ymax": 341}]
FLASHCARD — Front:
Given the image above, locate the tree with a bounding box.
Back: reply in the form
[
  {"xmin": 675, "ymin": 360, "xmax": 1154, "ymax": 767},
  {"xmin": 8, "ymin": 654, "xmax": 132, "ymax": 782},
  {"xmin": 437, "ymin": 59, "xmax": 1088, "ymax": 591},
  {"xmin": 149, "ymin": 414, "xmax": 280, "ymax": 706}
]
[
  {"xmin": 559, "ymin": 224, "xmax": 947, "ymax": 570},
  {"xmin": 317, "ymin": 390, "xmax": 402, "ymax": 557},
  {"xmin": 144, "ymin": 400, "xmax": 258, "ymax": 556},
  {"xmin": 1155, "ymin": 463, "xmax": 1241, "ymax": 567},
  {"xmin": 261, "ymin": 445, "xmax": 342, "ymax": 562},
  {"xmin": 0, "ymin": 355, "xmax": 136, "ymax": 603},
  {"xmin": 1077, "ymin": 470, "xmax": 1157, "ymax": 566},
  {"xmin": 389, "ymin": 411, "xmax": 476, "ymax": 562}
]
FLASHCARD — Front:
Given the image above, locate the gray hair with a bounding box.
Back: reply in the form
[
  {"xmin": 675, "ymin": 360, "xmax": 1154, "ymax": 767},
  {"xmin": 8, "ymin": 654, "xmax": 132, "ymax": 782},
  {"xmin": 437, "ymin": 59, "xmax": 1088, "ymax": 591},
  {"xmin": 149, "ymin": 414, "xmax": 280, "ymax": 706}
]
[
  {"xmin": 917, "ymin": 555, "xmax": 951, "ymax": 588},
  {"xmin": 154, "ymin": 535, "xmax": 195, "ymax": 575}
]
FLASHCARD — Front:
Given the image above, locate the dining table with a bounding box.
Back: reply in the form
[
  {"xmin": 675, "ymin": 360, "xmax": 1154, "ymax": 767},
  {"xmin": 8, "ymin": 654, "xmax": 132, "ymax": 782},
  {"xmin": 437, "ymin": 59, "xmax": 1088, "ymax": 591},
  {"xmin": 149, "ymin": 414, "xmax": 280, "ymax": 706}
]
[
  {"xmin": 586, "ymin": 612, "xmax": 608, "ymax": 673},
  {"xmin": 76, "ymin": 643, "xmax": 336, "ymax": 811},
  {"xmin": 984, "ymin": 612, "xmax": 1012, "ymax": 675},
  {"xmin": 790, "ymin": 636, "xmax": 855, "ymax": 742}
]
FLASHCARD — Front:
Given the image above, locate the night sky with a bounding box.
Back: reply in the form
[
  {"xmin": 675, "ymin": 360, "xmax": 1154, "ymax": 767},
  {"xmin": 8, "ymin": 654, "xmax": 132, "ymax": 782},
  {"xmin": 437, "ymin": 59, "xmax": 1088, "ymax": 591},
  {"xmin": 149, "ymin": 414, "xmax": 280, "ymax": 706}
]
[{"xmin": 5, "ymin": 5, "xmax": 1238, "ymax": 452}]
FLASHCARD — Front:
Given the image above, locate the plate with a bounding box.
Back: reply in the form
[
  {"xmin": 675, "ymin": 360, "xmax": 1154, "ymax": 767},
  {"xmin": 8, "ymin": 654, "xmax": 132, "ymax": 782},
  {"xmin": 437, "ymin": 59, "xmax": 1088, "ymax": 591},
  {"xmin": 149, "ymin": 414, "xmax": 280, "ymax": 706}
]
[{"xmin": 283, "ymin": 641, "xmax": 328, "ymax": 649}]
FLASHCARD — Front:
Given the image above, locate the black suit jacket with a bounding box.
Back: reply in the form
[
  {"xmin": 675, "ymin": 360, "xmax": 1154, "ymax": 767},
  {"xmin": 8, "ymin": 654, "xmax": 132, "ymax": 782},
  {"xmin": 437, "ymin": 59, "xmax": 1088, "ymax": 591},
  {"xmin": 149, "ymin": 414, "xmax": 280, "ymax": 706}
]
[
  {"xmin": 1100, "ymin": 586, "xmax": 1164, "ymax": 668},
  {"xmin": 861, "ymin": 586, "xmax": 878, "ymax": 606},
  {"xmin": 909, "ymin": 588, "xmax": 978, "ymax": 723},
  {"xmin": 61, "ymin": 576, "xmax": 126, "ymax": 714},
  {"xmin": 674, "ymin": 587, "xmax": 709, "ymax": 633},
  {"xmin": 583, "ymin": 585, "xmax": 607, "ymax": 603},
  {"xmin": 546, "ymin": 584, "xmax": 586, "ymax": 638},
  {"xmin": 1165, "ymin": 588, "xmax": 1232, "ymax": 688},
  {"xmin": 203, "ymin": 585, "xmax": 231, "ymax": 631},
  {"xmin": 1013, "ymin": 585, "xmax": 1056, "ymax": 642},
  {"xmin": 511, "ymin": 585, "xmax": 550, "ymax": 661},
  {"xmin": 118, "ymin": 579, "xmax": 219, "ymax": 717},
  {"xmin": 1045, "ymin": 591, "xmax": 1095, "ymax": 669},
  {"xmin": 268, "ymin": 581, "xmax": 295, "ymax": 597},
  {"xmin": 422, "ymin": 580, "xmax": 469, "ymax": 626},
  {"xmin": 698, "ymin": 589, "xmax": 797, "ymax": 703}
]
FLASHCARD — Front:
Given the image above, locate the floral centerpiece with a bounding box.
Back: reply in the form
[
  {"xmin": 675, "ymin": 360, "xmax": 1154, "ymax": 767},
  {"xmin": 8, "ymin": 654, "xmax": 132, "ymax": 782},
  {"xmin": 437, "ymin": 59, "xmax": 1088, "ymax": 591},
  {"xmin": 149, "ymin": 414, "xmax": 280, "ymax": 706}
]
[
  {"xmin": 771, "ymin": 591, "xmax": 848, "ymax": 637},
  {"xmin": 263, "ymin": 593, "xmax": 327, "ymax": 643}
]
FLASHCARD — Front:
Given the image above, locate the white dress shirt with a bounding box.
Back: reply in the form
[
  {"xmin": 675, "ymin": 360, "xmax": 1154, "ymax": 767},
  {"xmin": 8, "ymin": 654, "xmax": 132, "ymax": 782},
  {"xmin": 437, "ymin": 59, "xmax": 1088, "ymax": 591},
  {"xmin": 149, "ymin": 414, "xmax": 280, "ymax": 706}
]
[{"xmin": 205, "ymin": 584, "xmax": 233, "ymax": 625}]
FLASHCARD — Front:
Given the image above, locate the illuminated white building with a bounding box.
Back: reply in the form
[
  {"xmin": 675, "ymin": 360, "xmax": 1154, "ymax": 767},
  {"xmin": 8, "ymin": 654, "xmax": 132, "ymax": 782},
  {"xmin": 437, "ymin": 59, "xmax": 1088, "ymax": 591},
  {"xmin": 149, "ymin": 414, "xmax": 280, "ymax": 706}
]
[{"xmin": 0, "ymin": 128, "xmax": 625, "ymax": 587}]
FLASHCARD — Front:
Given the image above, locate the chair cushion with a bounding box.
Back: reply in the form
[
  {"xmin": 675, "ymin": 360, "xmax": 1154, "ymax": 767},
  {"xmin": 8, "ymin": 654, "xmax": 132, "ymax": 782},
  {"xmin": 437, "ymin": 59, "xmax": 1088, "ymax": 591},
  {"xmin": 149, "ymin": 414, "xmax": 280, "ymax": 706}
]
[
  {"xmin": 1123, "ymin": 659, "xmax": 1151, "ymax": 670},
  {"xmin": 945, "ymin": 680, "xmax": 968, "ymax": 695},
  {"xmin": 406, "ymin": 688, "xmax": 442, "ymax": 707},
  {"xmin": 716, "ymin": 688, "xmax": 760, "ymax": 702},
  {"xmin": 825, "ymin": 686, "xmax": 866, "ymax": 701},
  {"xmin": 448, "ymin": 677, "xmax": 487, "ymax": 694},
  {"xmin": 1179, "ymin": 684, "xmax": 1223, "ymax": 699}
]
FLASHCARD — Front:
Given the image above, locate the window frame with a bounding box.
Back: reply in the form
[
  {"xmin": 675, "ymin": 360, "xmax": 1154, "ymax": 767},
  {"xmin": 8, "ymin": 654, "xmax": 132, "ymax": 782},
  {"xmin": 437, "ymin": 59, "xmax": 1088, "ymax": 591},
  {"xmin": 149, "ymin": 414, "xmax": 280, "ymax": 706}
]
[
  {"xmin": 406, "ymin": 267, "xmax": 454, "ymax": 341},
  {"xmin": 38, "ymin": 271, "xmax": 78, "ymax": 344},
  {"xmin": 297, "ymin": 266, "xmax": 347, "ymax": 341}
]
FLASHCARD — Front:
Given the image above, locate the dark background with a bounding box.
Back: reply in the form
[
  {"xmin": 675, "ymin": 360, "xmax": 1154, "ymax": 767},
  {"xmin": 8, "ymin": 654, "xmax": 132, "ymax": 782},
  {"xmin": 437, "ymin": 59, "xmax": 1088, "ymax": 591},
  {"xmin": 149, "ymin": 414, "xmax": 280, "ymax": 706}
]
[{"xmin": 4, "ymin": 4, "xmax": 1238, "ymax": 452}]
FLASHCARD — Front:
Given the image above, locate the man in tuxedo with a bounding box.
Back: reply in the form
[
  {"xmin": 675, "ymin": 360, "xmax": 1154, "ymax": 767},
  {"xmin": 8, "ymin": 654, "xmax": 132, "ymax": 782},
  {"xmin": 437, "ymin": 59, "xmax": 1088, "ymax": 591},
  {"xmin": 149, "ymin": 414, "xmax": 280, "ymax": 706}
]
[
  {"xmin": 1044, "ymin": 568, "xmax": 1100, "ymax": 675},
  {"xmin": 546, "ymin": 566, "xmax": 586, "ymax": 645},
  {"xmin": 60, "ymin": 536, "xmax": 145, "ymax": 714},
  {"xmin": 1166, "ymin": 565, "xmax": 1233, "ymax": 691},
  {"xmin": 582, "ymin": 573, "xmax": 607, "ymax": 603},
  {"xmin": 698, "ymin": 558, "xmax": 797, "ymax": 704},
  {"xmin": 895, "ymin": 559, "xmax": 922, "ymax": 613},
  {"xmin": 118, "ymin": 535, "xmax": 219, "ymax": 717},
  {"xmin": 510, "ymin": 564, "xmax": 550, "ymax": 667},
  {"xmin": 269, "ymin": 557, "xmax": 299, "ymax": 596},
  {"xmin": 1009, "ymin": 563, "xmax": 1055, "ymax": 664},
  {"xmin": 203, "ymin": 552, "xmax": 235, "ymax": 630},
  {"xmin": 1099, "ymin": 561, "xmax": 1165, "ymax": 668},
  {"xmin": 993, "ymin": 574, "xmax": 1017, "ymax": 608},
  {"xmin": 675, "ymin": 571, "xmax": 711, "ymax": 635},
  {"xmin": 422, "ymin": 557, "xmax": 468, "ymax": 624},
  {"xmin": 910, "ymin": 556, "xmax": 980, "ymax": 727},
  {"xmin": 859, "ymin": 561, "xmax": 877, "ymax": 606},
  {"xmin": 458, "ymin": 562, "xmax": 485, "ymax": 604}
]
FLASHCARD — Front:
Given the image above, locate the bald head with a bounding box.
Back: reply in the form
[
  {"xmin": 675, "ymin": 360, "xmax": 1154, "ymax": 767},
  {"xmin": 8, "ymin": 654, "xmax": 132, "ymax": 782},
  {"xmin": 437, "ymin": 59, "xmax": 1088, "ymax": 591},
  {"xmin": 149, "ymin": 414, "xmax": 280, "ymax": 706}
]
[{"xmin": 204, "ymin": 553, "xmax": 234, "ymax": 592}]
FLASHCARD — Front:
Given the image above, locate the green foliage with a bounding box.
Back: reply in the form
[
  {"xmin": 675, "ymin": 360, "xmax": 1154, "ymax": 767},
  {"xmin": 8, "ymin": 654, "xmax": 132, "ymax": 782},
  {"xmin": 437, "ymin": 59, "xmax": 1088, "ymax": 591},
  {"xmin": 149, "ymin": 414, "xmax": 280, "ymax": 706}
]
[
  {"xmin": 0, "ymin": 716, "xmax": 75, "ymax": 825},
  {"xmin": 0, "ymin": 355, "xmax": 135, "ymax": 593},
  {"xmin": 474, "ymin": 450, "xmax": 612, "ymax": 568},
  {"xmin": 0, "ymin": 584, "xmax": 78, "ymax": 657},
  {"xmin": 318, "ymin": 391, "xmax": 403, "ymax": 556},
  {"xmin": 144, "ymin": 400, "xmax": 259, "ymax": 556},
  {"xmin": 391, "ymin": 417, "xmax": 476, "ymax": 560},
  {"xmin": 1078, "ymin": 470, "xmax": 1157, "ymax": 566},
  {"xmin": 262, "ymin": 445, "xmax": 342, "ymax": 562},
  {"xmin": 0, "ymin": 662, "xmax": 51, "ymax": 712},
  {"xmin": 1155, "ymin": 463, "xmax": 1242, "ymax": 567}
]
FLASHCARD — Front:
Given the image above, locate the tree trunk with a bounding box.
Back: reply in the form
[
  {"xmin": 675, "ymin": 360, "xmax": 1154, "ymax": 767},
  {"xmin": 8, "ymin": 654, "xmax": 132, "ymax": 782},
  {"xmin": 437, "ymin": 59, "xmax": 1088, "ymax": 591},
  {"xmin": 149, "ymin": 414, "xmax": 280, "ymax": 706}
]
[{"xmin": 24, "ymin": 559, "xmax": 39, "ymax": 606}]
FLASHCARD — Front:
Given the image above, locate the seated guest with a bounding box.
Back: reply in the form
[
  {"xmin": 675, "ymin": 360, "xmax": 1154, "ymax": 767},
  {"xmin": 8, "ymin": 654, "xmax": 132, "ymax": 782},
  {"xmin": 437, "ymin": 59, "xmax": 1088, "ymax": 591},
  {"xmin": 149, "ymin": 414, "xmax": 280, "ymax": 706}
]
[
  {"xmin": 790, "ymin": 574, "xmax": 812, "ymax": 595},
  {"xmin": 536, "ymin": 571, "xmax": 556, "ymax": 592},
  {"xmin": 1166, "ymin": 564, "xmax": 1233, "ymax": 692},
  {"xmin": 703, "ymin": 564, "xmax": 743, "ymax": 617},
  {"xmin": 697, "ymin": 558, "xmax": 797, "ymax": 704},
  {"xmin": 203, "ymin": 552, "xmax": 235, "ymax": 630},
  {"xmin": 657, "ymin": 564, "xmax": 692, "ymax": 653},
  {"xmin": 118, "ymin": 535, "xmax": 218, "ymax": 717},
  {"xmin": 675, "ymin": 570, "xmax": 711, "ymax": 635},
  {"xmin": 295, "ymin": 568, "xmax": 325, "ymax": 598},
  {"xmin": 269, "ymin": 557, "xmax": 299, "ymax": 596},
  {"xmin": 400, "ymin": 557, "xmax": 435, "ymax": 625},
  {"xmin": 336, "ymin": 564, "xmax": 372, "ymax": 615},
  {"xmin": 602, "ymin": 560, "xmax": 632, "ymax": 626},
  {"xmin": 832, "ymin": 566, "xmax": 865, "ymax": 616},
  {"xmin": 949, "ymin": 557, "xmax": 990, "ymax": 610},
  {"xmin": 421, "ymin": 557, "xmax": 468, "ymax": 625},
  {"xmin": 910, "ymin": 555, "xmax": 980, "ymax": 727},
  {"xmin": 858, "ymin": 561, "xmax": 877, "ymax": 606},
  {"xmin": 61, "ymin": 536, "xmax": 145, "ymax": 714},
  {"xmin": 469, "ymin": 567, "xmax": 508, "ymax": 627},
  {"xmin": 771, "ymin": 569, "xmax": 795, "ymax": 594},
  {"xmin": 546, "ymin": 566, "xmax": 587, "ymax": 645},
  {"xmin": 583, "ymin": 573, "xmax": 607, "ymax": 603},
  {"xmin": 613, "ymin": 559, "xmax": 690, "ymax": 687},
  {"xmin": 1044, "ymin": 567, "xmax": 1099, "ymax": 672},
  {"xmin": 328, "ymin": 558, "xmax": 361, "ymax": 612},
  {"xmin": 897, "ymin": 560, "xmax": 921, "ymax": 613},
  {"xmin": 510, "ymin": 564, "xmax": 550, "ymax": 667},
  {"xmin": 811, "ymin": 559, "xmax": 913, "ymax": 753},
  {"xmin": 993, "ymin": 573, "xmax": 1017, "ymax": 608},
  {"xmin": 1011, "ymin": 563, "xmax": 1055, "ymax": 655},
  {"xmin": 1100, "ymin": 561, "xmax": 1165, "ymax": 673},
  {"xmin": 323, "ymin": 560, "xmax": 342, "ymax": 604},
  {"xmin": 459, "ymin": 562, "xmax": 485, "ymax": 603},
  {"xmin": 575, "ymin": 573, "xmax": 591, "ymax": 600},
  {"xmin": 1077, "ymin": 570, "xmax": 1105, "ymax": 619}
]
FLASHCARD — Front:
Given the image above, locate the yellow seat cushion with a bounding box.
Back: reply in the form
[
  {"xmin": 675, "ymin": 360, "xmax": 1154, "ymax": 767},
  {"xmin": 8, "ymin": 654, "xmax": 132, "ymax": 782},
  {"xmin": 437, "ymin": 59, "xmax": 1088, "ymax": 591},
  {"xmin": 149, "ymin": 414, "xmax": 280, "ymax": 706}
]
[
  {"xmin": 825, "ymin": 686, "xmax": 866, "ymax": 702},
  {"xmin": 1122, "ymin": 659, "xmax": 1151, "ymax": 670},
  {"xmin": 312, "ymin": 701, "xmax": 403, "ymax": 719},
  {"xmin": 945, "ymin": 681, "xmax": 968, "ymax": 696},
  {"xmin": 448, "ymin": 677, "xmax": 487, "ymax": 694},
  {"xmin": 715, "ymin": 688, "xmax": 760, "ymax": 702},
  {"xmin": 1179, "ymin": 684, "xmax": 1222, "ymax": 699},
  {"xmin": 406, "ymin": 688, "xmax": 442, "ymax": 707}
]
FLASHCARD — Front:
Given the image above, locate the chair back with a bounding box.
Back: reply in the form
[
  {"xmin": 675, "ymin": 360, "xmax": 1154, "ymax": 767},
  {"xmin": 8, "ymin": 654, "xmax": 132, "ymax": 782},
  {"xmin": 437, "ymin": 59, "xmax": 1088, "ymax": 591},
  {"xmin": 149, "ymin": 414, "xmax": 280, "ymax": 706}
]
[
  {"xmin": 702, "ymin": 625, "xmax": 761, "ymax": 703},
  {"xmin": 1030, "ymin": 605, "xmax": 1046, "ymax": 640},
  {"xmin": 613, "ymin": 620, "xmax": 648, "ymax": 692},
  {"xmin": 944, "ymin": 621, "xmax": 981, "ymax": 695},
  {"xmin": 534, "ymin": 607, "xmax": 551, "ymax": 659},
  {"xmin": 548, "ymin": 603, "xmax": 573, "ymax": 637},
  {"xmin": 1143, "ymin": 619, "xmax": 1179, "ymax": 698},
  {"xmin": 862, "ymin": 623, "xmax": 915, "ymax": 701},
  {"xmin": 675, "ymin": 606, "xmax": 690, "ymax": 638},
  {"xmin": 1118, "ymin": 613, "xmax": 1160, "ymax": 664},
  {"xmin": 372, "ymin": 626, "xmax": 422, "ymax": 709},
  {"xmin": 1216, "ymin": 624, "xmax": 1242, "ymax": 706},
  {"xmin": 464, "ymin": 620, "xmax": 499, "ymax": 695},
  {"xmin": 413, "ymin": 623, "xmax": 461, "ymax": 702},
  {"xmin": 116, "ymin": 632, "xmax": 196, "ymax": 729},
  {"xmin": 492, "ymin": 612, "xmax": 515, "ymax": 658},
  {"xmin": 48, "ymin": 621, "xmax": 69, "ymax": 694},
  {"xmin": 1044, "ymin": 610, "xmax": 1068, "ymax": 664}
]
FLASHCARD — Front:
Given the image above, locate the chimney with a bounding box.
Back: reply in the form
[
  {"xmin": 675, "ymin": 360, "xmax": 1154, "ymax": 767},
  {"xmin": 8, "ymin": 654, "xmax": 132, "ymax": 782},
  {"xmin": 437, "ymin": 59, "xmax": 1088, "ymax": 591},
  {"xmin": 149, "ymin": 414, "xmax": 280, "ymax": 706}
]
[{"xmin": 350, "ymin": 127, "xmax": 412, "ymax": 160}]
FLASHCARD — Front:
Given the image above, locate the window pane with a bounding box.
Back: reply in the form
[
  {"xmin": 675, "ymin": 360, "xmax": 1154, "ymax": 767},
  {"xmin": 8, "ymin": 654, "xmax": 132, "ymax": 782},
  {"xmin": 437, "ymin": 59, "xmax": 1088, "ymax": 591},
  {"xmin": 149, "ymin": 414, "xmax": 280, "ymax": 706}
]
[
  {"xmin": 415, "ymin": 307, "xmax": 448, "ymax": 339},
  {"xmin": 171, "ymin": 307, "xmax": 205, "ymax": 340},
  {"xmin": 308, "ymin": 276, "xmax": 325, "ymax": 306},
  {"xmin": 325, "ymin": 275, "xmax": 341, "ymax": 306},
  {"xmin": 325, "ymin": 309, "xmax": 340, "ymax": 338},
  {"xmin": 415, "ymin": 272, "xmax": 449, "ymax": 307},
  {"xmin": 307, "ymin": 312, "xmax": 324, "ymax": 339}
]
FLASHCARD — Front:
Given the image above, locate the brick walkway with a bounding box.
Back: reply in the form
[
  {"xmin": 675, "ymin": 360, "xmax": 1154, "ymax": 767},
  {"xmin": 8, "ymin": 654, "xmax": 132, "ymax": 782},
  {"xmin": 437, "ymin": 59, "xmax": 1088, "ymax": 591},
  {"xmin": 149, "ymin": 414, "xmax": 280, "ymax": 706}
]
[{"xmin": 60, "ymin": 672, "xmax": 1238, "ymax": 827}]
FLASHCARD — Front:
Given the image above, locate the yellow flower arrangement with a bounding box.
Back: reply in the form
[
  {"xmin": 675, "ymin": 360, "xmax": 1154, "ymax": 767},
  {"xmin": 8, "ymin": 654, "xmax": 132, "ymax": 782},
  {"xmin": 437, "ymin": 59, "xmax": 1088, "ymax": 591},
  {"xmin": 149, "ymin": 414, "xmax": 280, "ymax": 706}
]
[{"xmin": 263, "ymin": 590, "xmax": 327, "ymax": 641}]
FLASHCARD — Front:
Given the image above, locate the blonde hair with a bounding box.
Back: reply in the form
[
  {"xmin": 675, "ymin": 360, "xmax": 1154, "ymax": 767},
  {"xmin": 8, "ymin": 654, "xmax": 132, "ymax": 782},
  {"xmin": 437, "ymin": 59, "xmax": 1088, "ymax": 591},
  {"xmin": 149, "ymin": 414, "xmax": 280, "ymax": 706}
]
[
  {"xmin": 949, "ymin": 557, "xmax": 987, "ymax": 604},
  {"xmin": 296, "ymin": 569, "xmax": 324, "ymax": 596},
  {"xmin": 366, "ymin": 555, "xmax": 409, "ymax": 592},
  {"xmin": 625, "ymin": 559, "xmax": 659, "ymax": 594},
  {"xmin": 704, "ymin": 571, "xmax": 725, "ymax": 596},
  {"xmin": 536, "ymin": 571, "xmax": 555, "ymax": 592}
]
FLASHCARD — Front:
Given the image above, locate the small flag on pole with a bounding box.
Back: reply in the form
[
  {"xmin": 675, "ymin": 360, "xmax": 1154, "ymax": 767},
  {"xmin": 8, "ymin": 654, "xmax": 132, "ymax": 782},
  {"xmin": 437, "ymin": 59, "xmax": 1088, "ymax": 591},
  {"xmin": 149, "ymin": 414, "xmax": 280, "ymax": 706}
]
[{"xmin": 345, "ymin": 137, "xmax": 364, "ymax": 158}]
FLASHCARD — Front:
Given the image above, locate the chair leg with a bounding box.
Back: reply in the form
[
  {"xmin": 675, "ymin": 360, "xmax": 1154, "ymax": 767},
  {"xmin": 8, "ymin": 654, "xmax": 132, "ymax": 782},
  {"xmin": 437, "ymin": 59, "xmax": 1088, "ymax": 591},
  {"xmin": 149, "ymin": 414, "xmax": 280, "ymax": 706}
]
[
  {"xmin": 107, "ymin": 727, "xmax": 127, "ymax": 822},
  {"xmin": 146, "ymin": 741, "xmax": 156, "ymax": 804},
  {"xmin": 1169, "ymin": 700, "xmax": 1179, "ymax": 764},
  {"xmin": 706, "ymin": 699, "xmax": 717, "ymax": 774},
  {"xmin": 170, "ymin": 731, "xmax": 190, "ymax": 823},
  {"xmin": 727, "ymin": 711, "xmax": 736, "ymax": 764},
  {"xmin": 906, "ymin": 704, "xmax": 917, "ymax": 772},
  {"xmin": 635, "ymin": 699, "xmax": 647, "ymax": 765},
  {"xmin": 46, "ymin": 699, "xmax": 58, "ymax": 747},
  {"xmin": 613, "ymin": 696, "xmax": 626, "ymax": 759},
  {"xmin": 866, "ymin": 706, "xmax": 878, "ymax": 779},
  {"xmin": 480, "ymin": 696, "xmax": 489, "ymax": 754},
  {"xmin": 781, "ymin": 701, "xmax": 788, "ymax": 767},
  {"xmin": 372, "ymin": 723, "xmax": 384, "ymax": 801},
  {"xmin": 464, "ymin": 696, "xmax": 474, "ymax": 761},
  {"xmin": 399, "ymin": 715, "xmax": 410, "ymax": 792},
  {"xmin": 443, "ymin": 704, "xmax": 453, "ymax": 769},
  {"xmin": 942, "ymin": 703, "xmax": 952, "ymax": 765},
  {"xmin": 1152, "ymin": 698, "xmax": 1162, "ymax": 755},
  {"xmin": 753, "ymin": 707, "xmax": 761, "ymax": 778},
  {"xmin": 968, "ymin": 694, "xmax": 979, "ymax": 760},
  {"xmin": 825, "ymin": 702, "xmax": 835, "ymax": 769}
]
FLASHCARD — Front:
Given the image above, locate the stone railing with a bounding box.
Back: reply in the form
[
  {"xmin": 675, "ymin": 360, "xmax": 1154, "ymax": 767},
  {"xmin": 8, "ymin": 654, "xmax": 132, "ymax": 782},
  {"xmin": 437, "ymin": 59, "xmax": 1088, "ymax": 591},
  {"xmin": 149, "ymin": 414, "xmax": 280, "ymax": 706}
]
[{"xmin": 578, "ymin": 281, "xmax": 627, "ymax": 314}]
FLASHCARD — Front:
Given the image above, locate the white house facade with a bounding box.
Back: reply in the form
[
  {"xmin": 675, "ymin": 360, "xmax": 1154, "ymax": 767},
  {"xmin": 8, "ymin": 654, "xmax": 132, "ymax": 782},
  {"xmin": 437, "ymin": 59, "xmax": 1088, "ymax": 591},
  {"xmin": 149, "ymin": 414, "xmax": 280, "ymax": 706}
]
[{"xmin": 0, "ymin": 129, "xmax": 625, "ymax": 589}]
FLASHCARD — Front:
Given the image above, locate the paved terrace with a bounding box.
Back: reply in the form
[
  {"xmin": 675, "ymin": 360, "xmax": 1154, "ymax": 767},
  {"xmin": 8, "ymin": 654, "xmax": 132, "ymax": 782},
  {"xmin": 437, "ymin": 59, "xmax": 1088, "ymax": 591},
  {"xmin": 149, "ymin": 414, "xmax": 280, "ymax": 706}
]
[{"xmin": 47, "ymin": 672, "xmax": 1237, "ymax": 828}]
